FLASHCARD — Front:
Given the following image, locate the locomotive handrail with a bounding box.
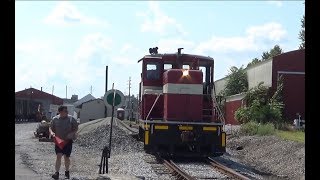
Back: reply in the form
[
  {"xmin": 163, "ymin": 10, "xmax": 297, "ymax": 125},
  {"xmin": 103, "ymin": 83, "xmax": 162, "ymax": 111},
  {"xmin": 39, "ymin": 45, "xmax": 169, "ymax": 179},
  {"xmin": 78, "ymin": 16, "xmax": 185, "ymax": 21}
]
[{"xmin": 145, "ymin": 93, "xmax": 162, "ymax": 129}]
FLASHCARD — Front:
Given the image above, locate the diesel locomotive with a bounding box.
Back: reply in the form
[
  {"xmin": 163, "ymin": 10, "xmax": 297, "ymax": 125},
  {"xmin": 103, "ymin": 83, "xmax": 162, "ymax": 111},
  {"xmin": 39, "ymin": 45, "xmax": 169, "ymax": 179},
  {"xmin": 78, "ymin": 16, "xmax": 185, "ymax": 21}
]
[{"xmin": 137, "ymin": 48, "xmax": 226, "ymax": 157}]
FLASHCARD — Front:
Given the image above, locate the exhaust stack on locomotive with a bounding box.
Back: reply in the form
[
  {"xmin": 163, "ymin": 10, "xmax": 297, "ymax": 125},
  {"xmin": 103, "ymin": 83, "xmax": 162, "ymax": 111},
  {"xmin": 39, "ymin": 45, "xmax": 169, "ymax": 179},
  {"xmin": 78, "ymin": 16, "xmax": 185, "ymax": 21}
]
[{"xmin": 137, "ymin": 48, "xmax": 226, "ymax": 157}]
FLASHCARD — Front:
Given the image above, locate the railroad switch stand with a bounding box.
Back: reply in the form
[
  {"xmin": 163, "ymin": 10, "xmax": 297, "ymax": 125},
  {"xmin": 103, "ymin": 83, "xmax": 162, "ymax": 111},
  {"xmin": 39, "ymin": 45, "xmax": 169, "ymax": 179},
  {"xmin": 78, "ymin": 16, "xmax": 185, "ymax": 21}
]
[{"xmin": 99, "ymin": 146, "xmax": 110, "ymax": 174}]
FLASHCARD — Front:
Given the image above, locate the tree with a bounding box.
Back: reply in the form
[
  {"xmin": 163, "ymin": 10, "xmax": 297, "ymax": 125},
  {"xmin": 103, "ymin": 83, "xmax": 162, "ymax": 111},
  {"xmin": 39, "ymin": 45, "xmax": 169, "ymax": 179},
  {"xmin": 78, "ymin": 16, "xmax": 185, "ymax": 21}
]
[
  {"xmin": 299, "ymin": 15, "xmax": 305, "ymax": 49},
  {"xmin": 222, "ymin": 66, "xmax": 248, "ymax": 96},
  {"xmin": 261, "ymin": 45, "xmax": 283, "ymax": 61},
  {"xmin": 246, "ymin": 58, "xmax": 260, "ymax": 68},
  {"xmin": 261, "ymin": 51, "xmax": 271, "ymax": 60},
  {"xmin": 269, "ymin": 45, "xmax": 283, "ymax": 57}
]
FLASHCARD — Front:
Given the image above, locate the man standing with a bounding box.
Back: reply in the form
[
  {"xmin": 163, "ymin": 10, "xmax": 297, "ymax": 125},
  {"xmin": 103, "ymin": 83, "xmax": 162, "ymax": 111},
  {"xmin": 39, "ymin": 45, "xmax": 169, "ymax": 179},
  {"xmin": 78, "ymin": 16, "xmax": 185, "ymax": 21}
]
[{"xmin": 49, "ymin": 106, "xmax": 78, "ymax": 179}]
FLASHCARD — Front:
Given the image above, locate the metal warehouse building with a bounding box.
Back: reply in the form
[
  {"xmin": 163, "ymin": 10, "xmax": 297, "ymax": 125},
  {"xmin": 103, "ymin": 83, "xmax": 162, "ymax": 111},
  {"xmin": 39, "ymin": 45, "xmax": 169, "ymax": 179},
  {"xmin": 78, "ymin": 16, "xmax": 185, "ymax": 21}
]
[
  {"xmin": 76, "ymin": 99, "xmax": 106, "ymax": 124},
  {"xmin": 15, "ymin": 88, "xmax": 63, "ymax": 121},
  {"xmin": 215, "ymin": 49, "xmax": 305, "ymax": 124}
]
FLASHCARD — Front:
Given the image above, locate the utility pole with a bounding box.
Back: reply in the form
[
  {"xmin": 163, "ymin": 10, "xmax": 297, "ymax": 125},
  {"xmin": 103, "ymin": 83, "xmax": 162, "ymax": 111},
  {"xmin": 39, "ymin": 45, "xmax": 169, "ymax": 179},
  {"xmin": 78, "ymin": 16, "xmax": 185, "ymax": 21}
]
[
  {"xmin": 128, "ymin": 77, "xmax": 131, "ymax": 121},
  {"xmin": 105, "ymin": 66, "xmax": 108, "ymax": 118},
  {"xmin": 90, "ymin": 86, "xmax": 92, "ymax": 94},
  {"xmin": 66, "ymin": 85, "xmax": 67, "ymax": 99}
]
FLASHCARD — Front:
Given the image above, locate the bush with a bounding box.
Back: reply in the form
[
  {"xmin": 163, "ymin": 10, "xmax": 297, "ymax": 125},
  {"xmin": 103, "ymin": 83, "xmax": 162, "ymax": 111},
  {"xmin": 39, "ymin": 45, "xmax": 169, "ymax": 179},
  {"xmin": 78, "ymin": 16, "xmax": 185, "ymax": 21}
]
[
  {"xmin": 240, "ymin": 121, "xmax": 259, "ymax": 135},
  {"xmin": 257, "ymin": 123, "xmax": 275, "ymax": 136},
  {"xmin": 235, "ymin": 107, "xmax": 250, "ymax": 124},
  {"xmin": 274, "ymin": 122, "xmax": 294, "ymax": 131},
  {"xmin": 234, "ymin": 79, "xmax": 284, "ymax": 125},
  {"xmin": 240, "ymin": 121, "xmax": 276, "ymax": 136}
]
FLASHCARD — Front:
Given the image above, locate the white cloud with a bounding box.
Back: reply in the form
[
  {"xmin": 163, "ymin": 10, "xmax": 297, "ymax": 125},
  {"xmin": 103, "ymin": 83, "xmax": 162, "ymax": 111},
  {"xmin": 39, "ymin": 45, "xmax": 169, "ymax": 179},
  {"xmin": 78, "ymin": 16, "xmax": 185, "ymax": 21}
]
[
  {"xmin": 137, "ymin": 1, "xmax": 187, "ymax": 36},
  {"xmin": 267, "ymin": 1, "xmax": 283, "ymax": 7},
  {"xmin": 15, "ymin": 37, "xmax": 145, "ymax": 98},
  {"xmin": 15, "ymin": 33, "xmax": 114, "ymax": 98},
  {"xmin": 44, "ymin": 2, "xmax": 108, "ymax": 27},
  {"xmin": 194, "ymin": 36, "xmax": 257, "ymax": 54},
  {"xmin": 246, "ymin": 22, "xmax": 287, "ymax": 41},
  {"xmin": 74, "ymin": 33, "xmax": 112, "ymax": 61},
  {"xmin": 194, "ymin": 22, "xmax": 287, "ymax": 54},
  {"xmin": 112, "ymin": 44, "xmax": 143, "ymax": 66},
  {"xmin": 156, "ymin": 39, "xmax": 195, "ymax": 53}
]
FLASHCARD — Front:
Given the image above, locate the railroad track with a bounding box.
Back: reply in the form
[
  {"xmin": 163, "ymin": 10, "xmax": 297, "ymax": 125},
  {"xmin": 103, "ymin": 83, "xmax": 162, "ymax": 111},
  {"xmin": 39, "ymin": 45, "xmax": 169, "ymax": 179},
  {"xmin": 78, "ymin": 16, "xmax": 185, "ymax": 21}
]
[
  {"xmin": 153, "ymin": 155, "xmax": 250, "ymax": 180},
  {"xmin": 162, "ymin": 159, "xmax": 195, "ymax": 180},
  {"xmin": 206, "ymin": 157, "xmax": 250, "ymax": 180},
  {"xmin": 115, "ymin": 119, "xmax": 139, "ymax": 134}
]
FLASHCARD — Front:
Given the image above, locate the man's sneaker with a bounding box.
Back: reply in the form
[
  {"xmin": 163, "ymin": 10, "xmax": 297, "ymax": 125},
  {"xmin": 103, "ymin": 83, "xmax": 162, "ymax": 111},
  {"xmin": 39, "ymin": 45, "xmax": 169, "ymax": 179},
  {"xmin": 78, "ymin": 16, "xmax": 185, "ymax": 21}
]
[
  {"xmin": 65, "ymin": 171, "xmax": 70, "ymax": 179},
  {"xmin": 51, "ymin": 172, "xmax": 59, "ymax": 180}
]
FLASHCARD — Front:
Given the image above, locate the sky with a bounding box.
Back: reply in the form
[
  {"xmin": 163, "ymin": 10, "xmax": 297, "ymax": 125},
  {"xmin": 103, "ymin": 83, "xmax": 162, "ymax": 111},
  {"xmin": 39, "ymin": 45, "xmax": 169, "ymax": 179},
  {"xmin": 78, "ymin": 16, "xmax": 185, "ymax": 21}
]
[{"xmin": 15, "ymin": 1, "xmax": 305, "ymax": 99}]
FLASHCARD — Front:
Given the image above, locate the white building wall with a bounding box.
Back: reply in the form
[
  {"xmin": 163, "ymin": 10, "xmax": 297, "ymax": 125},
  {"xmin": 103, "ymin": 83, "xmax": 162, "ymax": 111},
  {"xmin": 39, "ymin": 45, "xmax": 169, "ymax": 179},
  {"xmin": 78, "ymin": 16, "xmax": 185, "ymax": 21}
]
[
  {"xmin": 213, "ymin": 59, "xmax": 273, "ymax": 95},
  {"xmin": 214, "ymin": 77, "xmax": 228, "ymax": 95},
  {"xmin": 246, "ymin": 59, "xmax": 273, "ymax": 89},
  {"xmin": 80, "ymin": 100, "xmax": 105, "ymax": 124}
]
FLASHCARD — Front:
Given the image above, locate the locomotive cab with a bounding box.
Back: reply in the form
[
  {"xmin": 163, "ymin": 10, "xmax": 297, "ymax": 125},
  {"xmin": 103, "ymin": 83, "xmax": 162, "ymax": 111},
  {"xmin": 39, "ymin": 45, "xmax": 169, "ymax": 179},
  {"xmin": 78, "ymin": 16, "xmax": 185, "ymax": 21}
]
[{"xmin": 137, "ymin": 48, "xmax": 226, "ymax": 157}]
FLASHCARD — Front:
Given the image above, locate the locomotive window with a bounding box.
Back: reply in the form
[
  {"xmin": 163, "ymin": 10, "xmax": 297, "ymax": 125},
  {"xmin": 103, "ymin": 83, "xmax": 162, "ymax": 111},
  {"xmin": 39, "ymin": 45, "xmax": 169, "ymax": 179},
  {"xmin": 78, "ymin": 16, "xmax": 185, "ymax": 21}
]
[
  {"xmin": 183, "ymin": 64, "xmax": 190, "ymax": 69},
  {"xmin": 164, "ymin": 64, "xmax": 172, "ymax": 70},
  {"xmin": 146, "ymin": 64, "xmax": 160, "ymax": 80},
  {"xmin": 147, "ymin": 64, "xmax": 157, "ymax": 70},
  {"xmin": 200, "ymin": 66, "xmax": 206, "ymax": 82}
]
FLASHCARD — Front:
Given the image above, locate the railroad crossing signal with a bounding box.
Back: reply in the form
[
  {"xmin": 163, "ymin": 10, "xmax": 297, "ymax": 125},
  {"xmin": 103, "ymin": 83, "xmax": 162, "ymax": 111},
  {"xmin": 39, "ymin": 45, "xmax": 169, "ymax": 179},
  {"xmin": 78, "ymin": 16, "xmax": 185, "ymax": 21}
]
[{"xmin": 103, "ymin": 89, "xmax": 124, "ymax": 108}]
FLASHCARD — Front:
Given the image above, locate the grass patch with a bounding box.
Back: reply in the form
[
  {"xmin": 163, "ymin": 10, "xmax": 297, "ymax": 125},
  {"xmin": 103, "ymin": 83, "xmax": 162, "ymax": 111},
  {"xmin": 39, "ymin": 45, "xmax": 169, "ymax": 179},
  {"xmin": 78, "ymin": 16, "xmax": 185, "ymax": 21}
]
[
  {"xmin": 257, "ymin": 123, "xmax": 275, "ymax": 136},
  {"xmin": 240, "ymin": 121, "xmax": 275, "ymax": 136},
  {"xmin": 240, "ymin": 121, "xmax": 305, "ymax": 143},
  {"xmin": 276, "ymin": 130, "xmax": 305, "ymax": 143},
  {"xmin": 240, "ymin": 121, "xmax": 259, "ymax": 135}
]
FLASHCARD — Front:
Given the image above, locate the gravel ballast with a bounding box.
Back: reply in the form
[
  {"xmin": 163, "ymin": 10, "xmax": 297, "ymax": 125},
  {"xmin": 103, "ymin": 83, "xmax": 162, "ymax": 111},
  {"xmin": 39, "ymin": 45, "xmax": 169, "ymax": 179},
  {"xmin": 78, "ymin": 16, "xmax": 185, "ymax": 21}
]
[{"xmin": 225, "ymin": 135, "xmax": 305, "ymax": 179}]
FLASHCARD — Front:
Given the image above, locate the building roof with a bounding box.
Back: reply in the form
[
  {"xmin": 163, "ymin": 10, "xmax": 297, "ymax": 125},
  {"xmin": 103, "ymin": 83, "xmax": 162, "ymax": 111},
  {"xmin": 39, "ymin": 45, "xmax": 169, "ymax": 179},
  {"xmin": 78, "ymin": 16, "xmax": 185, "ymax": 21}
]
[
  {"xmin": 76, "ymin": 98, "xmax": 103, "ymax": 108},
  {"xmin": 73, "ymin": 94, "xmax": 96, "ymax": 108},
  {"xmin": 63, "ymin": 98, "xmax": 77, "ymax": 104},
  {"xmin": 15, "ymin": 88, "xmax": 63, "ymax": 105}
]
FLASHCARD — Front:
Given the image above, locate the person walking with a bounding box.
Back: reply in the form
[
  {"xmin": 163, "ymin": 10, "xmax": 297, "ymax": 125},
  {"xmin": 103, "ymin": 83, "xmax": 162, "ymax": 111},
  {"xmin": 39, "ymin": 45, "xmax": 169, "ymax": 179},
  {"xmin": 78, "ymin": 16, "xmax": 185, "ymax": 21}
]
[{"xmin": 49, "ymin": 106, "xmax": 78, "ymax": 179}]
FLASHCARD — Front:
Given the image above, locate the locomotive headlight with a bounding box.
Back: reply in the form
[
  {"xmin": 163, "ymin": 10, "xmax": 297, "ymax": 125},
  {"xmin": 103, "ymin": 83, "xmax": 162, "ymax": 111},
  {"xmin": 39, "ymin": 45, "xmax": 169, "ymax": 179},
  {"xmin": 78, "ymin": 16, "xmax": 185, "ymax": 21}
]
[{"xmin": 183, "ymin": 70, "xmax": 189, "ymax": 76}]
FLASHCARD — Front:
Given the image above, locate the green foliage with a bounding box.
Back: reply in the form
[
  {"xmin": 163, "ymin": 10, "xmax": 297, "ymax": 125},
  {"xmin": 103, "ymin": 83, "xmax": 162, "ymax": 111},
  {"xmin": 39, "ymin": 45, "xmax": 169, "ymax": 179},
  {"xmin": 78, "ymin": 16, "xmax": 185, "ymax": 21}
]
[
  {"xmin": 246, "ymin": 58, "xmax": 261, "ymax": 68},
  {"xmin": 269, "ymin": 45, "xmax": 283, "ymax": 57},
  {"xmin": 257, "ymin": 123, "xmax": 276, "ymax": 136},
  {"xmin": 299, "ymin": 15, "xmax": 305, "ymax": 49},
  {"xmin": 235, "ymin": 106, "xmax": 250, "ymax": 124},
  {"xmin": 235, "ymin": 77, "xmax": 284, "ymax": 125},
  {"xmin": 262, "ymin": 45, "xmax": 283, "ymax": 60},
  {"xmin": 222, "ymin": 66, "xmax": 248, "ymax": 96},
  {"xmin": 240, "ymin": 121, "xmax": 276, "ymax": 136},
  {"xmin": 261, "ymin": 51, "xmax": 271, "ymax": 60},
  {"xmin": 276, "ymin": 130, "xmax": 305, "ymax": 143},
  {"xmin": 244, "ymin": 82, "xmax": 269, "ymax": 105},
  {"xmin": 274, "ymin": 122, "xmax": 294, "ymax": 131},
  {"xmin": 247, "ymin": 45, "xmax": 283, "ymax": 68},
  {"xmin": 240, "ymin": 121, "xmax": 259, "ymax": 135}
]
